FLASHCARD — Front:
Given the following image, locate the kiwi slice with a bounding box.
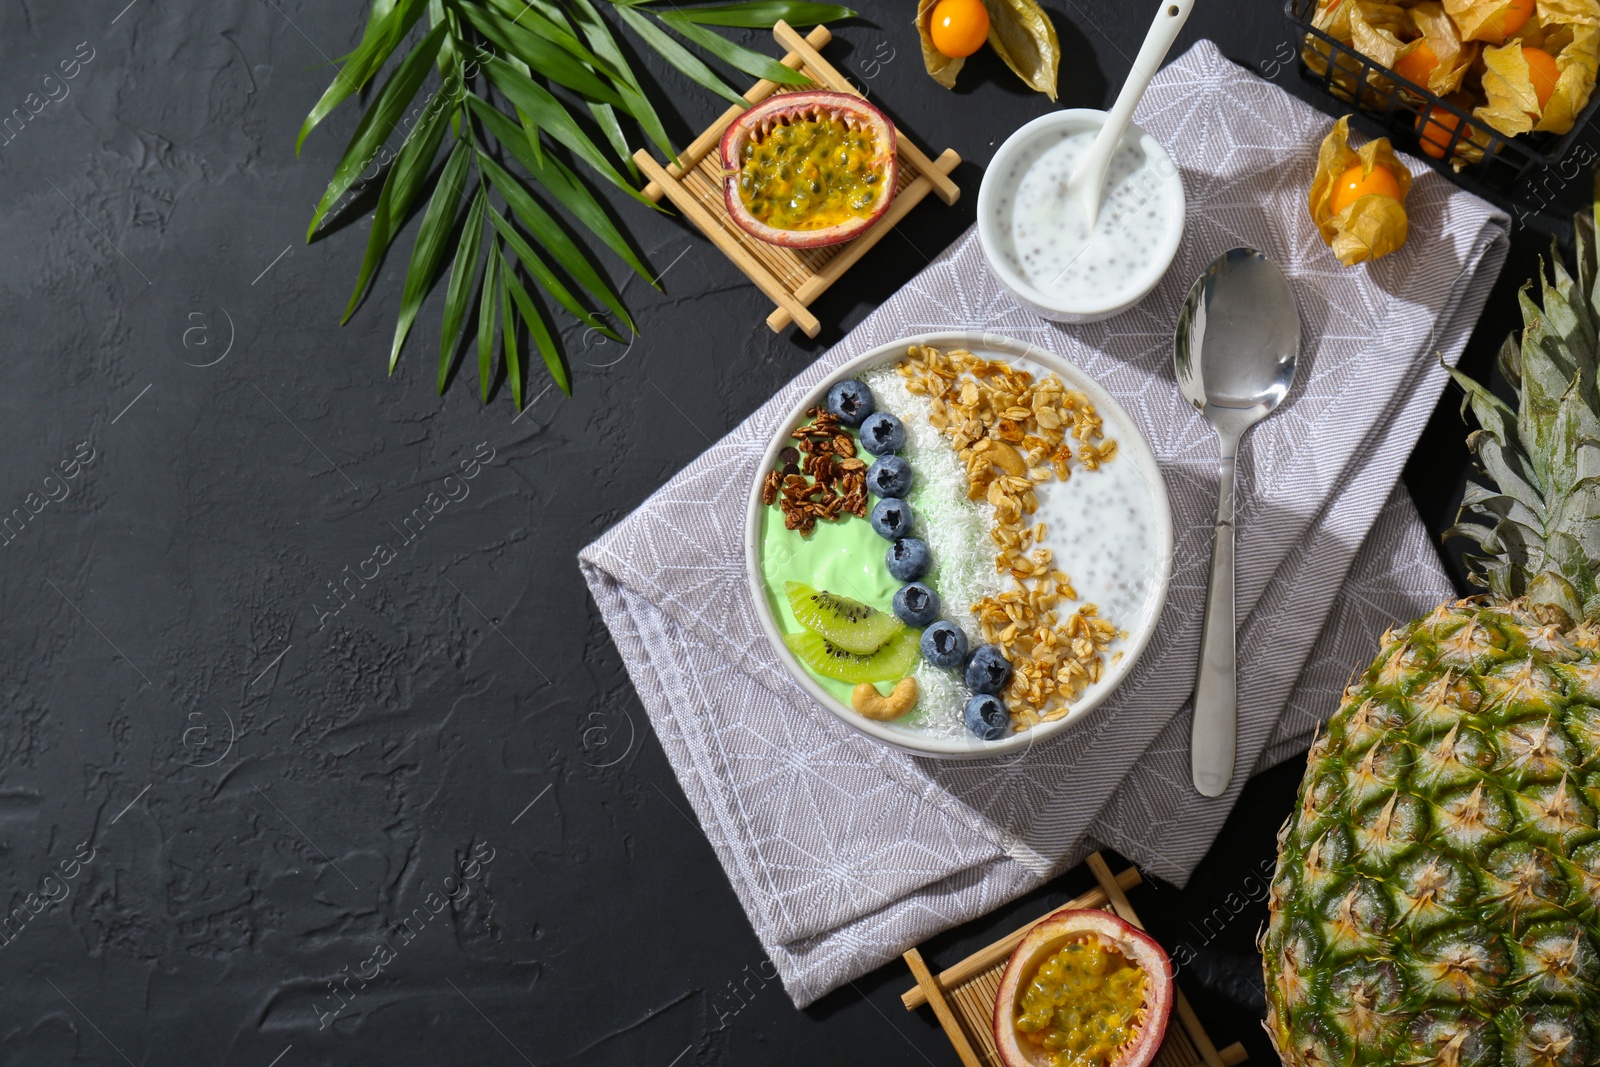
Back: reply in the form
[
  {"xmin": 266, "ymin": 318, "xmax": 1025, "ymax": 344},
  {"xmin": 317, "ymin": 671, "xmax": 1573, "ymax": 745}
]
[
  {"xmin": 785, "ymin": 581, "xmax": 904, "ymax": 654},
  {"xmin": 784, "ymin": 628, "xmax": 920, "ymax": 685}
]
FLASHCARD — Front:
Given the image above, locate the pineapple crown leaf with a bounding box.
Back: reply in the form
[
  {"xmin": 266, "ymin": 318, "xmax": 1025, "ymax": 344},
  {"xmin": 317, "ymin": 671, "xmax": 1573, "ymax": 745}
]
[
  {"xmin": 1460, "ymin": 480, "xmax": 1538, "ymax": 529},
  {"xmin": 1463, "ymin": 426, "xmax": 1543, "ymax": 518},
  {"xmin": 1497, "ymin": 332, "xmax": 1522, "ymax": 388},
  {"xmin": 1451, "ymin": 208, "xmax": 1600, "ymax": 626},
  {"xmin": 1444, "ymin": 518, "xmax": 1499, "ymax": 543}
]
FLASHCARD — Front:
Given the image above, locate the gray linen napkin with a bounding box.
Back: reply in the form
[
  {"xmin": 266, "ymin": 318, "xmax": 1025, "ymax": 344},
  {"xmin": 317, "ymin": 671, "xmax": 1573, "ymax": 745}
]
[{"xmin": 579, "ymin": 39, "xmax": 1510, "ymax": 1006}]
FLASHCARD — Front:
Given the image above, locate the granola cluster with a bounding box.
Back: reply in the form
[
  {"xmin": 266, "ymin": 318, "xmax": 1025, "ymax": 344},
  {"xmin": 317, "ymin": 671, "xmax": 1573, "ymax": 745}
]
[
  {"xmin": 761, "ymin": 406, "xmax": 868, "ymax": 536},
  {"xmin": 897, "ymin": 345, "xmax": 1123, "ymax": 729}
]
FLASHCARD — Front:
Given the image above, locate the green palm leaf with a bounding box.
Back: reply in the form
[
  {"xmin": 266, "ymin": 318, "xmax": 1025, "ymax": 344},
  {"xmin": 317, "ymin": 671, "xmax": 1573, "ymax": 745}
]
[
  {"xmin": 389, "ymin": 139, "xmax": 472, "ymax": 372},
  {"xmin": 483, "ymin": 0, "xmax": 607, "ymax": 70},
  {"xmin": 301, "ymin": 0, "xmax": 855, "ymax": 408},
  {"xmin": 440, "ymin": 186, "xmax": 488, "ymax": 391},
  {"xmin": 499, "ymin": 251, "xmax": 522, "ymax": 408},
  {"xmin": 611, "ymin": 4, "xmax": 745, "ymax": 104},
  {"xmin": 487, "ymin": 48, "xmax": 546, "ymax": 170},
  {"xmin": 480, "ymin": 55, "xmax": 644, "ymax": 200},
  {"xmin": 308, "ymin": 20, "xmax": 448, "ymax": 240},
  {"xmin": 343, "ymin": 0, "xmax": 402, "ymax": 61},
  {"xmin": 478, "ymin": 238, "xmax": 501, "ymax": 402},
  {"xmin": 464, "ymin": 0, "xmax": 641, "ymax": 175},
  {"xmin": 457, "ymin": 2, "xmax": 627, "ymax": 107},
  {"xmin": 505, "ymin": 263, "xmax": 570, "ymax": 394},
  {"xmin": 590, "ymin": 102, "xmax": 639, "ymax": 181},
  {"xmin": 485, "ymin": 203, "xmax": 617, "ymax": 338},
  {"xmin": 466, "ymin": 96, "xmax": 654, "ymax": 282},
  {"xmin": 482, "ymin": 152, "xmax": 633, "ymax": 332},
  {"xmin": 658, "ymin": 12, "xmax": 809, "ymax": 84},
  {"xmin": 344, "ymin": 89, "xmax": 453, "ymax": 323},
  {"xmin": 566, "ymin": 0, "xmax": 675, "ymax": 158},
  {"xmin": 298, "ymin": 0, "xmax": 430, "ymax": 153},
  {"xmin": 648, "ymin": 2, "xmax": 853, "ymax": 28}
]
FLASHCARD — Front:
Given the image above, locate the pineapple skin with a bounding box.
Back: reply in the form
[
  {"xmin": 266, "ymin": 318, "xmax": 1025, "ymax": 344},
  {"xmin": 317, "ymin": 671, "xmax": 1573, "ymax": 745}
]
[{"xmin": 1262, "ymin": 598, "xmax": 1600, "ymax": 1067}]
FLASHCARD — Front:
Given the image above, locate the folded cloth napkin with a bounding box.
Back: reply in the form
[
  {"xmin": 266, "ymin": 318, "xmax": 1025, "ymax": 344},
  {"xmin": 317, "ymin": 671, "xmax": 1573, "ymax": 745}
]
[{"xmin": 580, "ymin": 39, "xmax": 1510, "ymax": 1006}]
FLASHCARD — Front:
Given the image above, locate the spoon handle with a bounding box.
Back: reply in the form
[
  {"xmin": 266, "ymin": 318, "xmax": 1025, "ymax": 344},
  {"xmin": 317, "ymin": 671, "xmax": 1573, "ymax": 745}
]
[
  {"xmin": 1191, "ymin": 444, "xmax": 1237, "ymax": 798},
  {"xmin": 1070, "ymin": 0, "xmax": 1196, "ymax": 218}
]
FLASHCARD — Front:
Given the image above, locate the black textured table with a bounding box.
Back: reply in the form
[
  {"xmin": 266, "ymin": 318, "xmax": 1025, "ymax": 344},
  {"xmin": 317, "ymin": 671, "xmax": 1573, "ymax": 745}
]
[{"xmin": 0, "ymin": 2, "xmax": 1581, "ymax": 1064}]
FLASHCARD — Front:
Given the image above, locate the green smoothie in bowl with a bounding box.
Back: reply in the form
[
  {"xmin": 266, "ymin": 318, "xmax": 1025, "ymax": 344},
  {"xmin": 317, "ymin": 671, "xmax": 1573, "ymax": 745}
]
[{"xmin": 749, "ymin": 333, "xmax": 1173, "ymax": 759}]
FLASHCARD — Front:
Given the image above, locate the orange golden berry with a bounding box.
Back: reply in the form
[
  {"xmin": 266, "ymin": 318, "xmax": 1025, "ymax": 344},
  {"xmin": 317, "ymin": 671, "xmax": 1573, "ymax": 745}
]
[
  {"xmin": 1416, "ymin": 104, "xmax": 1466, "ymax": 159},
  {"xmin": 1393, "ymin": 40, "xmax": 1439, "ymax": 88},
  {"xmin": 1478, "ymin": 0, "xmax": 1534, "ymax": 44},
  {"xmin": 1329, "ymin": 163, "xmax": 1403, "ymax": 215},
  {"xmin": 1524, "ymin": 46, "xmax": 1559, "ymax": 111},
  {"xmin": 928, "ymin": 0, "xmax": 990, "ymax": 58}
]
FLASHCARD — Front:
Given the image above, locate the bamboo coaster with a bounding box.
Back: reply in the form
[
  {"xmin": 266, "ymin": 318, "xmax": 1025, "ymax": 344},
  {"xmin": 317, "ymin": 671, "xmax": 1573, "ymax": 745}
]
[
  {"xmin": 635, "ymin": 21, "xmax": 961, "ymax": 339},
  {"xmin": 900, "ymin": 852, "xmax": 1249, "ymax": 1067}
]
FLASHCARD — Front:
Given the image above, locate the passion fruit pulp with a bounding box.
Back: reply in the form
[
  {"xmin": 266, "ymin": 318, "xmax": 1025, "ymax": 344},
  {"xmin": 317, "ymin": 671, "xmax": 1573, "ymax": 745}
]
[
  {"xmin": 720, "ymin": 90, "xmax": 898, "ymax": 248},
  {"xmin": 994, "ymin": 909, "xmax": 1173, "ymax": 1067}
]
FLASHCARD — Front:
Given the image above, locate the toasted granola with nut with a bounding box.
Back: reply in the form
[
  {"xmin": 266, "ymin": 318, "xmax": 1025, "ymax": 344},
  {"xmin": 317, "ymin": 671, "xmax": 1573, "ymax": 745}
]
[
  {"xmin": 898, "ymin": 344, "xmax": 1125, "ymax": 729},
  {"xmin": 766, "ymin": 406, "xmax": 868, "ymax": 536}
]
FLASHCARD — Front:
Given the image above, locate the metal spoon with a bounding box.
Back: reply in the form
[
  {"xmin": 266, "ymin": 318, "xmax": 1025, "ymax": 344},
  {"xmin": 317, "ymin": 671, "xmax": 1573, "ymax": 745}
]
[
  {"xmin": 1173, "ymin": 248, "xmax": 1301, "ymax": 798},
  {"xmin": 1066, "ymin": 0, "xmax": 1195, "ymax": 234}
]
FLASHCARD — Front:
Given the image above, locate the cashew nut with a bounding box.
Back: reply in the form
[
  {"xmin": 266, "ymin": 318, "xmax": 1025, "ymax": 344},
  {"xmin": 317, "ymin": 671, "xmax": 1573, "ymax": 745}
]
[
  {"xmin": 988, "ymin": 440, "xmax": 1028, "ymax": 477},
  {"xmin": 852, "ymin": 676, "xmax": 918, "ymax": 721}
]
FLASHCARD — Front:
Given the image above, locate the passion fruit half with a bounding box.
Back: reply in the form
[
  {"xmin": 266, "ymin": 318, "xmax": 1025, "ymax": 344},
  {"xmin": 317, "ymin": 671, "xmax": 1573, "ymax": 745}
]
[
  {"xmin": 993, "ymin": 909, "xmax": 1174, "ymax": 1067},
  {"xmin": 720, "ymin": 90, "xmax": 898, "ymax": 249}
]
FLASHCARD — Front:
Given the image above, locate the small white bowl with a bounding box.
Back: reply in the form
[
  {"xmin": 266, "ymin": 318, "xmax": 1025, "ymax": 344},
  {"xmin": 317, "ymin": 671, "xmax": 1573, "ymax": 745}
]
[
  {"xmin": 744, "ymin": 331, "xmax": 1173, "ymax": 760},
  {"xmin": 978, "ymin": 109, "xmax": 1185, "ymax": 324}
]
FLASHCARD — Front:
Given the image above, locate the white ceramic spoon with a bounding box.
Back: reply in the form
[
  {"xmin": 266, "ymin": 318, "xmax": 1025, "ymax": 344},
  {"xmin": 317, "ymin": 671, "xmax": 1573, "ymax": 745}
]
[{"xmin": 1066, "ymin": 0, "xmax": 1196, "ymax": 233}]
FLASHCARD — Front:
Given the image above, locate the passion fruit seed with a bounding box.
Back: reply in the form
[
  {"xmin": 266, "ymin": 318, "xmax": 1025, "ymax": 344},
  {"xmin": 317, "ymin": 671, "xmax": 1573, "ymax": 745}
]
[
  {"xmin": 1016, "ymin": 937, "xmax": 1147, "ymax": 1067},
  {"xmin": 737, "ymin": 111, "xmax": 886, "ymax": 231}
]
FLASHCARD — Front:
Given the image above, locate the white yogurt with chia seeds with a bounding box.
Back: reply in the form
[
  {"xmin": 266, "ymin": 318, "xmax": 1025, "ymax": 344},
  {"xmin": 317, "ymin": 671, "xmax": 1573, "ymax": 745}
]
[
  {"xmin": 978, "ymin": 110, "xmax": 1185, "ymax": 323},
  {"xmin": 997, "ymin": 129, "xmax": 1178, "ymax": 303},
  {"xmin": 1010, "ymin": 354, "xmax": 1165, "ymax": 645}
]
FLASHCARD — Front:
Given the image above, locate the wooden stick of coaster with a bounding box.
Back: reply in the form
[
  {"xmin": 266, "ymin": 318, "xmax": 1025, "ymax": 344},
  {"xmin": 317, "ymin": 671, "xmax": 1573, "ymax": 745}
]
[
  {"xmin": 903, "ymin": 947, "xmax": 986, "ymax": 1067},
  {"xmin": 1086, "ymin": 853, "xmax": 1227, "ymax": 1067}
]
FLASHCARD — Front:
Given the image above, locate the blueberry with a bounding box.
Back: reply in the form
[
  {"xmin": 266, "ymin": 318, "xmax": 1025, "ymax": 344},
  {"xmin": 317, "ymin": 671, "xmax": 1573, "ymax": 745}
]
[
  {"xmin": 859, "ymin": 412, "xmax": 906, "ymax": 455},
  {"xmin": 869, "ymin": 498, "xmax": 913, "ymax": 540},
  {"xmin": 893, "ymin": 582, "xmax": 940, "ymax": 627},
  {"xmin": 826, "ymin": 379, "xmax": 875, "ymax": 426},
  {"xmin": 886, "ymin": 537, "xmax": 931, "ymax": 581},
  {"xmin": 964, "ymin": 693, "xmax": 1009, "ymax": 741},
  {"xmin": 867, "ymin": 455, "xmax": 913, "ymax": 498},
  {"xmin": 965, "ymin": 644, "xmax": 1012, "ymax": 695},
  {"xmin": 921, "ymin": 621, "xmax": 968, "ymax": 668}
]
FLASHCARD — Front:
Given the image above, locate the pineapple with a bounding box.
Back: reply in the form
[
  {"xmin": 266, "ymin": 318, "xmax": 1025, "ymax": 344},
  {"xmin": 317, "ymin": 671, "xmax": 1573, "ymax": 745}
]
[{"xmin": 1261, "ymin": 208, "xmax": 1600, "ymax": 1067}]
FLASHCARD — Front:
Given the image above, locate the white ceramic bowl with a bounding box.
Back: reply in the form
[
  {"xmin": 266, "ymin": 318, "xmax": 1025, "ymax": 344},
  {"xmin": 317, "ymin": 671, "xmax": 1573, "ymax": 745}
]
[
  {"xmin": 744, "ymin": 331, "xmax": 1173, "ymax": 760},
  {"xmin": 977, "ymin": 109, "xmax": 1185, "ymax": 324}
]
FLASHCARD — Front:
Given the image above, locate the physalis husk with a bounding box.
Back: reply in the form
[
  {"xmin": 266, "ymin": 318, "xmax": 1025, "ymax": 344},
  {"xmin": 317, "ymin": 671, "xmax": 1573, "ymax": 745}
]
[
  {"xmin": 1476, "ymin": 23, "xmax": 1600, "ymax": 135},
  {"xmin": 1402, "ymin": 2, "xmax": 1477, "ymax": 95},
  {"xmin": 1303, "ymin": 1, "xmax": 1418, "ymax": 94},
  {"xmin": 1312, "ymin": 0, "xmax": 1412, "ymax": 41},
  {"xmin": 1309, "ymin": 116, "xmax": 1412, "ymax": 267},
  {"xmin": 1442, "ymin": 0, "xmax": 1534, "ymax": 44},
  {"xmin": 1348, "ymin": 3, "xmax": 1412, "ymax": 68}
]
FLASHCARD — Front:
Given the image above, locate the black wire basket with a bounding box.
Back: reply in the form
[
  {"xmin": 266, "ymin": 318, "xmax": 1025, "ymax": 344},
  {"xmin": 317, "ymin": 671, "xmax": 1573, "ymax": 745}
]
[{"xmin": 1285, "ymin": 0, "xmax": 1600, "ymax": 198}]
